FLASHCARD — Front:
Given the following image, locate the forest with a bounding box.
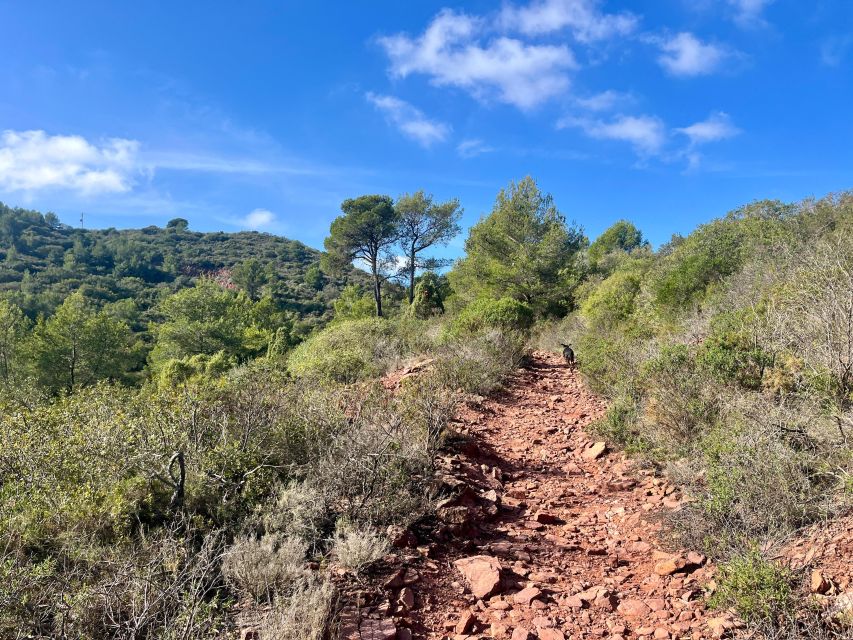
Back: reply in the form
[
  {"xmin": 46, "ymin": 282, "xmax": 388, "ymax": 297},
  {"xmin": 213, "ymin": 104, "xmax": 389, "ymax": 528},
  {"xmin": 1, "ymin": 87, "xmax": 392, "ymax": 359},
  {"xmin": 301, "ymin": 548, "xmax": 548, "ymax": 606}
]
[{"xmin": 2, "ymin": 179, "xmax": 853, "ymax": 639}]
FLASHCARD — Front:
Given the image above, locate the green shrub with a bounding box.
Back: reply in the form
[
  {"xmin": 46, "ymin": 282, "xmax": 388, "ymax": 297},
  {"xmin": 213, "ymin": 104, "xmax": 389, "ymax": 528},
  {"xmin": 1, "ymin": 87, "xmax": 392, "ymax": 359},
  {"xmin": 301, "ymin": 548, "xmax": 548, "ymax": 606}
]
[
  {"xmin": 448, "ymin": 297, "xmax": 533, "ymax": 338},
  {"xmin": 591, "ymin": 394, "xmax": 651, "ymax": 454},
  {"xmin": 640, "ymin": 344, "xmax": 718, "ymax": 446},
  {"xmin": 287, "ymin": 318, "xmax": 401, "ymax": 382},
  {"xmin": 709, "ymin": 550, "xmax": 793, "ymax": 623},
  {"xmin": 432, "ymin": 329, "xmax": 527, "ymax": 395}
]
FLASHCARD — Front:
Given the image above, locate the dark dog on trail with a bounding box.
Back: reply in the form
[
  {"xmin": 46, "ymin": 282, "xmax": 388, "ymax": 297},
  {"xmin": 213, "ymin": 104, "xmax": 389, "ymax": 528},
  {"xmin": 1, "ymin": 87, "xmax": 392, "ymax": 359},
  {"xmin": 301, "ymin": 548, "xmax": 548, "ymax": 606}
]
[{"xmin": 560, "ymin": 343, "xmax": 575, "ymax": 368}]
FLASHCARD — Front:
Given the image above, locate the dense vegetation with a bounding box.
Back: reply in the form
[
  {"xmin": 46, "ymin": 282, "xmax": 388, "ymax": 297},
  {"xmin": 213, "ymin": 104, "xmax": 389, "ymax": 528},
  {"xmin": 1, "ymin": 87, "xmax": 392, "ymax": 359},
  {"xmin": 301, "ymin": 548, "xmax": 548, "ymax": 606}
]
[
  {"xmin": 0, "ymin": 202, "xmax": 369, "ymax": 338},
  {"xmin": 3, "ymin": 180, "xmax": 852, "ymax": 638}
]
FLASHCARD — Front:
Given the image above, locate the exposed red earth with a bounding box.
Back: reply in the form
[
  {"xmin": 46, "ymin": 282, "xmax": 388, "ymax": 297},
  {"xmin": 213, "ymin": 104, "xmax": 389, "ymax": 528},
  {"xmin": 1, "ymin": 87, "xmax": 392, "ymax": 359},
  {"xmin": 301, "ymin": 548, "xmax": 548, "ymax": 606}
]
[{"xmin": 336, "ymin": 351, "xmax": 744, "ymax": 640}]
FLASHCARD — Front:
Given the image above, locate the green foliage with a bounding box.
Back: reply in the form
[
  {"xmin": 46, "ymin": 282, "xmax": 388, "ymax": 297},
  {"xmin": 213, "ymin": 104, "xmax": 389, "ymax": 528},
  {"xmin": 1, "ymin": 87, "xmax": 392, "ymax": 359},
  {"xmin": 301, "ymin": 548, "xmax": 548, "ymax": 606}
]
[
  {"xmin": 580, "ymin": 261, "xmax": 647, "ymax": 332},
  {"xmin": 697, "ymin": 309, "xmax": 775, "ymax": 390},
  {"xmin": 27, "ymin": 291, "xmax": 140, "ymax": 392},
  {"xmin": 449, "ymin": 177, "xmax": 587, "ymax": 316},
  {"xmin": 448, "ymin": 297, "xmax": 534, "ymax": 337},
  {"xmin": 332, "ymin": 284, "xmax": 377, "ymax": 322},
  {"xmin": 587, "ymin": 219, "xmax": 646, "ymax": 273},
  {"xmin": 710, "ymin": 550, "xmax": 793, "ymax": 623},
  {"xmin": 0, "ymin": 299, "xmax": 28, "ymax": 384},
  {"xmin": 149, "ymin": 279, "xmax": 271, "ymax": 370},
  {"xmin": 395, "ymin": 190, "xmax": 462, "ymax": 303},
  {"xmin": 408, "ymin": 271, "xmax": 446, "ymax": 319},
  {"xmin": 0, "ymin": 201, "xmax": 363, "ymax": 342},
  {"xmin": 231, "ymin": 258, "xmax": 268, "ymax": 300},
  {"xmin": 323, "ymin": 194, "xmax": 398, "ymax": 317},
  {"xmin": 640, "ymin": 344, "xmax": 718, "ymax": 446},
  {"xmin": 287, "ymin": 318, "xmax": 400, "ymax": 383}
]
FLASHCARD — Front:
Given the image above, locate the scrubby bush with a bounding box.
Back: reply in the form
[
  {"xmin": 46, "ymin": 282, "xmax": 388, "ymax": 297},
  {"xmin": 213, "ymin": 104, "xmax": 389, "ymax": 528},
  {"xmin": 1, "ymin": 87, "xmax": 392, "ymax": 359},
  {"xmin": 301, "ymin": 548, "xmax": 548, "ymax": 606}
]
[
  {"xmin": 710, "ymin": 550, "xmax": 794, "ymax": 623},
  {"xmin": 447, "ymin": 297, "xmax": 533, "ymax": 338},
  {"xmin": 332, "ymin": 523, "xmax": 389, "ymax": 571},
  {"xmin": 222, "ymin": 534, "xmax": 307, "ymax": 602},
  {"xmin": 433, "ymin": 329, "xmax": 528, "ymax": 395},
  {"xmin": 287, "ymin": 318, "xmax": 401, "ymax": 382},
  {"xmin": 258, "ymin": 577, "xmax": 333, "ymax": 640}
]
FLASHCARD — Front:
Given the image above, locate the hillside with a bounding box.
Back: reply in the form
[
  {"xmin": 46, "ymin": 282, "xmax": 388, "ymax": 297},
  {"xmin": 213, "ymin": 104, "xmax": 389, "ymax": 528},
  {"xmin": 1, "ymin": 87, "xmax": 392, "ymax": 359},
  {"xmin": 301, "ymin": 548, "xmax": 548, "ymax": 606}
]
[{"xmin": 0, "ymin": 202, "xmax": 365, "ymax": 331}]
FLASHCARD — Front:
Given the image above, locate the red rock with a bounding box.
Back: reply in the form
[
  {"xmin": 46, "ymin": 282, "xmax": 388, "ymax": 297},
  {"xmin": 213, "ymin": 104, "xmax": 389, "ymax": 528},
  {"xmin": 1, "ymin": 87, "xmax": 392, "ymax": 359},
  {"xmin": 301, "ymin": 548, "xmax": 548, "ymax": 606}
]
[
  {"xmin": 513, "ymin": 586, "xmax": 542, "ymax": 605},
  {"xmin": 653, "ymin": 628, "xmax": 670, "ymax": 639},
  {"xmin": 454, "ymin": 555, "xmax": 503, "ymax": 599},
  {"xmin": 654, "ymin": 557, "xmax": 685, "ymax": 576},
  {"xmin": 534, "ymin": 511, "xmax": 564, "ymax": 525},
  {"xmin": 617, "ymin": 599, "xmax": 650, "ymax": 618},
  {"xmin": 511, "ymin": 627, "xmax": 533, "ymax": 640},
  {"xmin": 810, "ymin": 568, "xmax": 830, "ymax": 594},
  {"xmin": 455, "ymin": 611, "xmax": 477, "ymax": 634},
  {"xmin": 563, "ymin": 594, "xmax": 584, "ymax": 609},
  {"xmin": 398, "ymin": 587, "xmax": 415, "ymax": 611},
  {"xmin": 539, "ymin": 630, "xmax": 566, "ymax": 640},
  {"xmin": 582, "ymin": 441, "xmax": 607, "ymax": 460},
  {"xmin": 359, "ymin": 618, "xmax": 397, "ymax": 640}
]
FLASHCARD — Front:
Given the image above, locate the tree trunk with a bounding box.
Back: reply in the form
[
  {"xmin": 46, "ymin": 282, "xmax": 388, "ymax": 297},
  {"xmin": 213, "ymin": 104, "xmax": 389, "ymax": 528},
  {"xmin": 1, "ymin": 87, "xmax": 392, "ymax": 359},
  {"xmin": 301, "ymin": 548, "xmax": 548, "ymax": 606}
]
[
  {"xmin": 372, "ymin": 263, "xmax": 383, "ymax": 318},
  {"xmin": 408, "ymin": 247, "xmax": 417, "ymax": 305}
]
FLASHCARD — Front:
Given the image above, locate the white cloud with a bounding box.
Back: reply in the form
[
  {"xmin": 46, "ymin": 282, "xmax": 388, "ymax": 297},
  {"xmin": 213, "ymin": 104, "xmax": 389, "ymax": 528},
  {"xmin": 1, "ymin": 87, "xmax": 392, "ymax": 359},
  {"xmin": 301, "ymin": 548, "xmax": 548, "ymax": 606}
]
[
  {"xmin": 456, "ymin": 138, "xmax": 495, "ymax": 158},
  {"xmin": 378, "ymin": 9, "xmax": 576, "ymax": 110},
  {"xmin": 727, "ymin": 0, "xmax": 773, "ymax": 27},
  {"xmin": 366, "ymin": 93, "xmax": 450, "ymax": 147},
  {"xmin": 656, "ymin": 32, "xmax": 729, "ymax": 77},
  {"xmin": 498, "ymin": 0, "xmax": 638, "ymax": 42},
  {"xmin": 243, "ymin": 208, "xmax": 276, "ymax": 230},
  {"xmin": 676, "ymin": 112, "xmax": 741, "ymax": 145},
  {"xmin": 559, "ymin": 114, "xmax": 667, "ymax": 155},
  {"xmin": 820, "ymin": 35, "xmax": 852, "ymax": 67},
  {"xmin": 0, "ymin": 129, "xmax": 139, "ymax": 195},
  {"xmin": 574, "ymin": 89, "xmax": 632, "ymax": 112}
]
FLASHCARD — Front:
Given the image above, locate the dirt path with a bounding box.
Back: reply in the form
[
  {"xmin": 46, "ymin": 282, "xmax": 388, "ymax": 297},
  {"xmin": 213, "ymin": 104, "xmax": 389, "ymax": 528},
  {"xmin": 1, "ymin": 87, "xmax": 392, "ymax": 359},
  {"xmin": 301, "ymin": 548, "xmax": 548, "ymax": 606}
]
[{"xmin": 342, "ymin": 351, "xmax": 739, "ymax": 640}]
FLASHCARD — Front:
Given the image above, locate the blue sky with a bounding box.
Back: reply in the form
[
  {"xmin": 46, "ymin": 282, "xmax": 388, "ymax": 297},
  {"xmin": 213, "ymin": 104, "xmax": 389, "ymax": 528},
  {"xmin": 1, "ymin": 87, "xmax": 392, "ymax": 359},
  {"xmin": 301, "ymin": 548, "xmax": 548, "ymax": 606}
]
[{"xmin": 1, "ymin": 1, "xmax": 851, "ymax": 256}]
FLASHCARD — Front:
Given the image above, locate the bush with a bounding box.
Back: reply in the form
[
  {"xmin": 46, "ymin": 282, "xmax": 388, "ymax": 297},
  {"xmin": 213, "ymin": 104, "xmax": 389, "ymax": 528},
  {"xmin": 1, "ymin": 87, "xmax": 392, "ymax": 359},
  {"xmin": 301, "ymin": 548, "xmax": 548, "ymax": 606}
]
[
  {"xmin": 258, "ymin": 577, "xmax": 333, "ymax": 640},
  {"xmin": 287, "ymin": 318, "xmax": 401, "ymax": 382},
  {"xmin": 447, "ymin": 297, "xmax": 533, "ymax": 338},
  {"xmin": 332, "ymin": 523, "xmax": 389, "ymax": 571},
  {"xmin": 222, "ymin": 534, "xmax": 307, "ymax": 602},
  {"xmin": 640, "ymin": 344, "xmax": 719, "ymax": 447},
  {"xmin": 261, "ymin": 482, "xmax": 331, "ymax": 554},
  {"xmin": 432, "ymin": 329, "xmax": 527, "ymax": 395},
  {"xmin": 710, "ymin": 550, "xmax": 793, "ymax": 623}
]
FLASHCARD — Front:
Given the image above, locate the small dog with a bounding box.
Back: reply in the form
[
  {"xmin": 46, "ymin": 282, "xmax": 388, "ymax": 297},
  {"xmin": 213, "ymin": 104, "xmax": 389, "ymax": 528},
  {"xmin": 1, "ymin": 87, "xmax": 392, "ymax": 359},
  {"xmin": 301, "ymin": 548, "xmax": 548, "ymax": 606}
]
[{"xmin": 560, "ymin": 343, "xmax": 575, "ymax": 368}]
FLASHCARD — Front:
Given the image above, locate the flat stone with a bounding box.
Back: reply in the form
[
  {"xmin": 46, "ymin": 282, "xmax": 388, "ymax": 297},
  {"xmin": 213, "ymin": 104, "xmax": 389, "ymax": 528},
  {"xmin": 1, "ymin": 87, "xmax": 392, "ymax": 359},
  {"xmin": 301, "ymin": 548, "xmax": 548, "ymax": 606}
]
[{"xmin": 454, "ymin": 555, "xmax": 503, "ymax": 599}]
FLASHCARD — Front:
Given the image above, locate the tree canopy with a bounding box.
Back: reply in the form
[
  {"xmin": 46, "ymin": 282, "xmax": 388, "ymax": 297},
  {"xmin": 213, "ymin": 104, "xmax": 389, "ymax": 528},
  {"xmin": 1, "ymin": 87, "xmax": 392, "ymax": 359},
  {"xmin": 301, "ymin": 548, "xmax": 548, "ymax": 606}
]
[
  {"xmin": 449, "ymin": 177, "xmax": 587, "ymax": 316},
  {"xmin": 395, "ymin": 191, "xmax": 462, "ymax": 304},
  {"xmin": 323, "ymin": 195, "xmax": 398, "ymax": 317}
]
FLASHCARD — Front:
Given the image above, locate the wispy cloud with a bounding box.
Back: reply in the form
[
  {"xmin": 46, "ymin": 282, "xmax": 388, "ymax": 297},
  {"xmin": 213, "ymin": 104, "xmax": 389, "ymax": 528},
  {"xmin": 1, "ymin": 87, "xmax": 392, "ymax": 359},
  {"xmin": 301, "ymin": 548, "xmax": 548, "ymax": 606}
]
[
  {"xmin": 377, "ymin": 9, "xmax": 576, "ymax": 110},
  {"xmin": 676, "ymin": 111, "xmax": 741, "ymax": 145},
  {"xmin": 727, "ymin": 0, "xmax": 774, "ymax": 28},
  {"xmin": 0, "ymin": 129, "xmax": 139, "ymax": 195},
  {"xmin": 498, "ymin": 0, "xmax": 638, "ymax": 42},
  {"xmin": 456, "ymin": 138, "xmax": 495, "ymax": 158},
  {"xmin": 141, "ymin": 151, "xmax": 324, "ymax": 176},
  {"xmin": 559, "ymin": 114, "xmax": 667, "ymax": 156},
  {"xmin": 655, "ymin": 32, "xmax": 731, "ymax": 77},
  {"xmin": 365, "ymin": 93, "xmax": 450, "ymax": 147},
  {"xmin": 574, "ymin": 89, "xmax": 633, "ymax": 112},
  {"xmin": 820, "ymin": 35, "xmax": 852, "ymax": 67}
]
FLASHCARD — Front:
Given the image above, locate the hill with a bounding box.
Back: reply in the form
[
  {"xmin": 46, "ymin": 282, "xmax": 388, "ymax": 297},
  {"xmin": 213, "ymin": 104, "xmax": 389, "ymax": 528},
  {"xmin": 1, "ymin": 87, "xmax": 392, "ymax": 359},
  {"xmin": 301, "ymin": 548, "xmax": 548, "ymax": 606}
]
[{"xmin": 0, "ymin": 202, "xmax": 366, "ymax": 333}]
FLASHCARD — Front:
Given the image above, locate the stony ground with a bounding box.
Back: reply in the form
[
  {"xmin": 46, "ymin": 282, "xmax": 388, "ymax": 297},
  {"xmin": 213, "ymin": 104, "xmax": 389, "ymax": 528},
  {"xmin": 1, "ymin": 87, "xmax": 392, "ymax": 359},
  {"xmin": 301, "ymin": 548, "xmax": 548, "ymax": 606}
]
[{"xmin": 339, "ymin": 352, "xmax": 742, "ymax": 640}]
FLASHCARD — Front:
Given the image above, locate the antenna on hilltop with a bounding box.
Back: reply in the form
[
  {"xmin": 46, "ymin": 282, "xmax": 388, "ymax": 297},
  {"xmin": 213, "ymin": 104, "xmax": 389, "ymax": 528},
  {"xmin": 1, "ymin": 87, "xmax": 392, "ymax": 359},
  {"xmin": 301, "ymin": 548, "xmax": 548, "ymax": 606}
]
[{"xmin": 80, "ymin": 212, "xmax": 84, "ymax": 229}]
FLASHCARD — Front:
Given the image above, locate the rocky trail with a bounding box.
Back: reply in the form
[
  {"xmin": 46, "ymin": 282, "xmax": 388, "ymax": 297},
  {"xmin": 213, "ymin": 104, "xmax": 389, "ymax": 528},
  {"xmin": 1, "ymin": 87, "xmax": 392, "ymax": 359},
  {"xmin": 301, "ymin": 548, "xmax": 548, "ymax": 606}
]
[{"xmin": 339, "ymin": 351, "xmax": 741, "ymax": 640}]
